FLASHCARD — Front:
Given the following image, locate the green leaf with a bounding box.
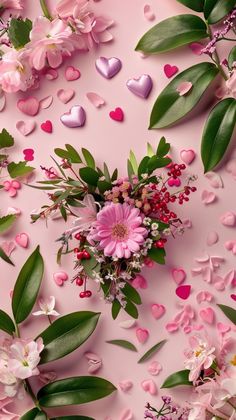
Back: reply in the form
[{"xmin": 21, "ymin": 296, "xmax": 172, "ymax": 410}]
[
  {"xmin": 79, "ymin": 167, "xmax": 99, "ymax": 187},
  {"xmin": 0, "ymin": 215, "xmax": 16, "ymax": 234},
  {"xmin": 218, "ymin": 304, "xmax": 236, "ymax": 325},
  {"xmin": 0, "ymin": 246, "xmax": 14, "ymax": 265},
  {"xmin": 112, "ymin": 299, "xmax": 121, "ymax": 320},
  {"xmin": 106, "ymin": 339, "xmax": 138, "ymax": 352},
  {"xmin": 129, "ymin": 150, "xmax": 138, "ymax": 173},
  {"xmin": 12, "ymin": 246, "xmax": 44, "ymax": 324},
  {"xmin": 147, "ymin": 156, "xmax": 171, "ymax": 172},
  {"xmin": 138, "ymin": 156, "xmax": 150, "ymax": 179},
  {"xmin": 8, "ymin": 161, "xmax": 34, "ymax": 178},
  {"xmin": 37, "ymin": 376, "xmax": 116, "ymax": 407},
  {"xmin": 0, "ymin": 310, "xmax": 15, "ymax": 335},
  {"xmin": 8, "ymin": 18, "xmax": 32, "ymax": 49},
  {"xmin": 138, "ymin": 339, "xmax": 167, "ymax": 363},
  {"xmin": 111, "ymin": 168, "xmax": 118, "ymax": 182},
  {"xmin": 98, "ymin": 180, "xmax": 112, "ymax": 194},
  {"xmin": 156, "ymin": 137, "xmax": 170, "ymax": 157},
  {"xmin": 135, "ymin": 14, "xmax": 208, "ymax": 54},
  {"xmin": 228, "ymin": 46, "xmax": 236, "ymax": 69},
  {"xmin": 103, "ymin": 163, "xmax": 111, "ymax": 182},
  {"xmin": 123, "ymin": 283, "xmax": 142, "ymax": 305},
  {"xmin": 147, "ymin": 142, "xmax": 155, "ymax": 157},
  {"xmin": 51, "ymin": 417, "xmax": 94, "ymax": 420},
  {"xmin": 82, "ymin": 248, "xmax": 101, "ymax": 279},
  {"xmin": 161, "ymin": 369, "xmax": 192, "ymax": 388},
  {"xmin": 177, "ymin": 0, "xmax": 204, "ymax": 12},
  {"xmin": 0, "ymin": 128, "xmax": 14, "ymax": 149},
  {"xmin": 201, "ymin": 98, "xmax": 236, "ymax": 172},
  {"xmin": 127, "ymin": 159, "xmax": 135, "ymax": 181},
  {"xmin": 204, "ymin": 0, "xmax": 236, "ymax": 24},
  {"xmin": 82, "ymin": 148, "xmax": 95, "ymax": 169},
  {"xmin": 150, "ymin": 62, "xmax": 219, "ymax": 129},
  {"xmin": 38, "ymin": 311, "xmax": 100, "ymax": 364},
  {"xmin": 20, "ymin": 408, "xmax": 47, "ymax": 420},
  {"xmin": 148, "ymin": 247, "xmax": 166, "ymax": 264},
  {"xmin": 66, "ymin": 144, "xmax": 82, "ymax": 163},
  {"xmin": 124, "ymin": 300, "xmax": 139, "ymax": 319}
]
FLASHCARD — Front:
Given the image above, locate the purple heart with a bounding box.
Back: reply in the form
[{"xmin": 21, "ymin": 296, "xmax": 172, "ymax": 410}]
[
  {"xmin": 126, "ymin": 74, "xmax": 153, "ymax": 98},
  {"xmin": 60, "ymin": 105, "xmax": 86, "ymax": 128},
  {"xmin": 95, "ymin": 56, "xmax": 122, "ymax": 79}
]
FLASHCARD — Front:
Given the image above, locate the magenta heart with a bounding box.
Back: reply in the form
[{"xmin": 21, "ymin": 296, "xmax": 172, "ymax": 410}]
[
  {"xmin": 15, "ymin": 233, "xmax": 29, "ymax": 248},
  {"xmin": 17, "ymin": 97, "xmax": 40, "ymax": 116},
  {"xmin": 126, "ymin": 74, "xmax": 153, "ymax": 98},
  {"xmin": 199, "ymin": 307, "xmax": 215, "ymax": 324},
  {"xmin": 57, "ymin": 89, "xmax": 75, "ymax": 104},
  {"xmin": 180, "ymin": 149, "xmax": 196, "ymax": 165},
  {"xmin": 168, "ymin": 177, "xmax": 181, "ymax": 187},
  {"xmin": 136, "ymin": 327, "xmax": 149, "ymax": 343},
  {"xmin": 151, "ymin": 303, "xmax": 165, "ymax": 319},
  {"xmin": 23, "ymin": 149, "xmax": 34, "ymax": 162},
  {"xmin": 172, "ymin": 268, "xmax": 186, "ymax": 285},
  {"xmin": 109, "ymin": 107, "xmax": 124, "ymax": 122},
  {"xmin": 176, "ymin": 285, "xmax": 191, "ymax": 300},
  {"xmin": 61, "ymin": 105, "xmax": 86, "ymax": 128},
  {"xmin": 231, "ymin": 294, "xmax": 236, "ymax": 301},
  {"xmin": 16, "ymin": 120, "xmax": 36, "ymax": 136},
  {"xmin": 65, "ymin": 66, "xmax": 81, "ymax": 81},
  {"xmin": 95, "ymin": 56, "xmax": 122, "ymax": 79},
  {"xmin": 41, "ymin": 120, "xmax": 53, "ymax": 133},
  {"xmin": 132, "ymin": 274, "xmax": 147, "ymax": 289},
  {"xmin": 53, "ymin": 271, "xmax": 68, "ymax": 286},
  {"xmin": 164, "ymin": 64, "xmax": 179, "ymax": 78}
]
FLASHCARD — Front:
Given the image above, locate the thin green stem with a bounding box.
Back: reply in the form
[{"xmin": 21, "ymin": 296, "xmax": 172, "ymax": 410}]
[{"xmin": 39, "ymin": 0, "xmax": 52, "ymax": 20}]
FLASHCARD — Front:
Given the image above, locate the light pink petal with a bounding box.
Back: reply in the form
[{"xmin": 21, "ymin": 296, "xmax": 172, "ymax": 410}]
[
  {"xmin": 86, "ymin": 92, "xmax": 105, "ymax": 108},
  {"xmin": 143, "ymin": 4, "xmax": 155, "ymax": 21},
  {"xmin": 176, "ymin": 81, "xmax": 192, "ymax": 96}
]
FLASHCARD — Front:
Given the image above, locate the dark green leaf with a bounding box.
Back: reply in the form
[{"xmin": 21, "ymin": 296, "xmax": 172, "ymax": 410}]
[
  {"xmin": 124, "ymin": 300, "xmax": 139, "ymax": 319},
  {"xmin": 150, "ymin": 62, "xmax": 219, "ymax": 129},
  {"xmin": 98, "ymin": 180, "xmax": 112, "ymax": 194},
  {"xmin": 148, "ymin": 247, "xmax": 166, "ymax": 264},
  {"xmin": 0, "ymin": 128, "xmax": 14, "ymax": 149},
  {"xmin": 177, "ymin": 0, "xmax": 204, "ymax": 12},
  {"xmin": 204, "ymin": 0, "xmax": 236, "ymax": 24},
  {"xmin": 135, "ymin": 14, "xmax": 208, "ymax": 54},
  {"xmin": 147, "ymin": 156, "xmax": 171, "ymax": 171},
  {"xmin": 82, "ymin": 148, "xmax": 95, "ymax": 169},
  {"xmin": 228, "ymin": 46, "xmax": 236, "ymax": 70},
  {"xmin": 201, "ymin": 98, "xmax": 236, "ymax": 172},
  {"xmin": 0, "ymin": 310, "xmax": 15, "ymax": 335},
  {"xmin": 54, "ymin": 148, "xmax": 70, "ymax": 160},
  {"xmin": 103, "ymin": 163, "xmax": 111, "ymax": 182},
  {"xmin": 8, "ymin": 18, "xmax": 32, "ymax": 49},
  {"xmin": 12, "ymin": 246, "xmax": 44, "ymax": 324},
  {"xmin": 0, "ymin": 246, "xmax": 14, "ymax": 265},
  {"xmin": 79, "ymin": 167, "xmax": 99, "ymax": 187},
  {"xmin": 123, "ymin": 283, "xmax": 142, "ymax": 305},
  {"xmin": 38, "ymin": 376, "xmax": 116, "ymax": 407},
  {"xmin": 8, "ymin": 161, "xmax": 34, "ymax": 178},
  {"xmin": 138, "ymin": 156, "xmax": 150, "ymax": 179},
  {"xmin": 66, "ymin": 144, "xmax": 82, "ymax": 163},
  {"xmin": 60, "ymin": 206, "xmax": 67, "ymax": 221},
  {"xmin": 20, "ymin": 408, "xmax": 47, "ymax": 420},
  {"xmin": 0, "ymin": 215, "xmax": 16, "ymax": 234},
  {"xmin": 138, "ymin": 339, "xmax": 167, "ymax": 363},
  {"xmin": 51, "ymin": 417, "xmax": 94, "ymax": 420},
  {"xmin": 218, "ymin": 304, "xmax": 236, "ymax": 325},
  {"xmin": 156, "ymin": 137, "xmax": 170, "ymax": 157},
  {"xmin": 112, "ymin": 299, "xmax": 121, "ymax": 319},
  {"xmin": 38, "ymin": 311, "xmax": 100, "ymax": 364},
  {"xmin": 127, "ymin": 159, "xmax": 135, "ymax": 181},
  {"xmin": 106, "ymin": 339, "xmax": 138, "ymax": 352},
  {"xmin": 161, "ymin": 369, "xmax": 192, "ymax": 388},
  {"xmin": 111, "ymin": 168, "xmax": 118, "ymax": 182}
]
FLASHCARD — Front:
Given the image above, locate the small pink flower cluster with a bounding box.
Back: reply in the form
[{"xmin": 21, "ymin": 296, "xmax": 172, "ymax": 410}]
[{"xmin": 0, "ymin": 0, "xmax": 113, "ymax": 92}]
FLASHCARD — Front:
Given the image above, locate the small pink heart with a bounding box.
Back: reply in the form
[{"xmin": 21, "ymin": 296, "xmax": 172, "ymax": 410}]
[
  {"xmin": 196, "ymin": 291, "xmax": 213, "ymax": 304},
  {"xmin": 201, "ymin": 190, "xmax": 216, "ymax": 205},
  {"xmin": 45, "ymin": 68, "xmax": 58, "ymax": 80},
  {"xmin": 132, "ymin": 274, "xmax": 147, "ymax": 289},
  {"xmin": 175, "ymin": 285, "xmax": 191, "ymax": 300},
  {"xmin": 109, "ymin": 107, "xmax": 124, "ymax": 122},
  {"xmin": 231, "ymin": 294, "xmax": 236, "ymax": 301},
  {"xmin": 53, "ymin": 271, "xmax": 68, "ymax": 286},
  {"xmin": 199, "ymin": 307, "xmax": 215, "ymax": 324},
  {"xmin": 180, "ymin": 149, "xmax": 195, "ymax": 165},
  {"xmin": 16, "ymin": 120, "xmax": 36, "ymax": 136},
  {"xmin": 15, "ymin": 233, "xmax": 29, "ymax": 248},
  {"xmin": 164, "ymin": 64, "xmax": 179, "ymax": 78},
  {"xmin": 148, "ymin": 361, "xmax": 162, "ymax": 376},
  {"xmin": 41, "ymin": 120, "xmax": 53, "ymax": 133},
  {"xmin": 217, "ymin": 322, "xmax": 231, "ymax": 334},
  {"xmin": 151, "ymin": 304, "xmax": 165, "ymax": 319},
  {"xmin": 176, "ymin": 81, "xmax": 192, "ymax": 96},
  {"xmin": 207, "ymin": 231, "xmax": 219, "ymax": 246},
  {"xmin": 23, "ymin": 149, "xmax": 34, "ymax": 162},
  {"xmin": 168, "ymin": 177, "xmax": 181, "ymax": 187},
  {"xmin": 17, "ymin": 97, "xmax": 40, "ymax": 116},
  {"xmin": 220, "ymin": 211, "xmax": 236, "ymax": 227},
  {"xmin": 57, "ymin": 89, "xmax": 75, "ymax": 104},
  {"xmin": 86, "ymin": 92, "xmax": 105, "ymax": 108},
  {"xmin": 141, "ymin": 379, "xmax": 157, "ymax": 395},
  {"xmin": 136, "ymin": 328, "xmax": 149, "ymax": 344},
  {"xmin": 119, "ymin": 380, "xmax": 133, "ymax": 392},
  {"xmin": 65, "ymin": 66, "xmax": 81, "ymax": 81},
  {"xmin": 172, "ymin": 268, "xmax": 186, "ymax": 285}
]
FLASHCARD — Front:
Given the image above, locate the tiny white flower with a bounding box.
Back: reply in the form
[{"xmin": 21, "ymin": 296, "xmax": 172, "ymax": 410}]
[
  {"xmin": 163, "ymin": 228, "xmax": 171, "ymax": 236},
  {"xmin": 143, "ymin": 217, "xmax": 152, "ymax": 226},
  {"xmin": 151, "ymin": 230, "xmax": 158, "ymax": 237},
  {"xmin": 152, "ymin": 222, "xmax": 159, "ymax": 230},
  {"xmin": 32, "ymin": 296, "xmax": 59, "ymax": 317},
  {"xmin": 141, "ymin": 173, "xmax": 148, "ymax": 179}
]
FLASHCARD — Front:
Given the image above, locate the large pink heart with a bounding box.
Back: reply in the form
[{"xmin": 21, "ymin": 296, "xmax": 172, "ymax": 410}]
[
  {"xmin": 126, "ymin": 74, "xmax": 153, "ymax": 98},
  {"xmin": 151, "ymin": 303, "xmax": 166, "ymax": 319},
  {"xmin": 15, "ymin": 233, "xmax": 29, "ymax": 248},
  {"xmin": 61, "ymin": 105, "xmax": 86, "ymax": 128},
  {"xmin": 199, "ymin": 307, "xmax": 215, "ymax": 324},
  {"xmin": 95, "ymin": 56, "xmax": 122, "ymax": 79},
  {"xmin": 17, "ymin": 97, "xmax": 39, "ymax": 116}
]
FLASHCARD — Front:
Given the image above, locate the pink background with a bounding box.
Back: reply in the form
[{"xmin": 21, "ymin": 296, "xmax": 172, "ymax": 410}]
[{"xmin": 1, "ymin": 0, "xmax": 236, "ymax": 418}]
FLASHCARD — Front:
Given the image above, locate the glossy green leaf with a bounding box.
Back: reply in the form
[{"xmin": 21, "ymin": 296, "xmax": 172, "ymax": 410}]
[
  {"xmin": 127, "ymin": 159, "xmax": 135, "ymax": 181},
  {"xmin": 177, "ymin": 0, "xmax": 204, "ymax": 12},
  {"xmin": 0, "ymin": 246, "xmax": 14, "ymax": 265},
  {"xmin": 156, "ymin": 137, "xmax": 170, "ymax": 157},
  {"xmin": 51, "ymin": 417, "xmax": 94, "ymax": 420},
  {"xmin": 138, "ymin": 339, "xmax": 167, "ymax": 363},
  {"xmin": 150, "ymin": 62, "xmax": 219, "ymax": 129},
  {"xmin": 148, "ymin": 247, "xmax": 166, "ymax": 264},
  {"xmin": 38, "ymin": 376, "xmax": 116, "ymax": 407},
  {"xmin": 8, "ymin": 161, "xmax": 34, "ymax": 178},
  {"xmin": 0, "ymin": 215, "xmax": 16, "ymax": 234},
  {"xmin": 129, "ymin": 150, "xmax": 138, "ymax": 173},
  {"xmin": 12, "ymin": 246, "xmax": 44, "ymax": 324},
  {"xmin": 135, "ymin": 14, "xmax": 208, "ymax": 54},
  {"xmin": 0, "ymin": 310, "xmax": 15, "ymax": 335},
  {"xmin": 161, "ymin": 369, "xmax": 192, "ymax": 388},
  {"xmin": 218, "ymin": 304, "xmax": 236, "ymax": 325},
  {"xmin": 124, "ymin": 300, "xmax": 139, "ymax": 319},
  {"xmin": 147, "ymin": 142, "xmax": 155, "ymax": 157},
  {"xmin": 0, "ymin": 128, "xmax": 14, "ymax": 149},
  {"xmin": 112, "ymin": 299, "xmax": 121, "ymax": 319},
  {"xmin": 201, "ymin": 98, "xmax": 236, "ymax": 172},
  {"xmin": 8, "ymin": 18, "xmax": 32, "ymax": 49},
  {"xmin": 106, "ymin": 339, "xmax": 138, "ymax": 352},
  {"xmin": 122, "ymin": 282, "xmax": 142, "ymax": 305},
  {"xmin": 65, "ymin": 144, "xmax": 82, "ymax": 163},
  {"xmin": 204, "ymin": 0, "xmax": 236, "ymax": 24},
  {"xmin": 147, "ymin": 156, "xmax": 171, "ymax": 171},
  {"xmin": 79, "ymin": 167, "xmax": 99, "ymax": 186},
  {"xmin": 228, "ymin": 46, "xmax": 236, "ymax": 69},
  {"xmin": 20, "ymin": 408, "xmax": 47, "ymax": 420},
  {"xmin": 98, "ymin": 180, "xmax": 112, "ymax": 194},
  {"xmin": 38, "ymin": 311, "xmax": 100, "ymax": 364},
  {"xmin": 111, "ymin": 168, "xmax": 118, "ymax": 182},
  {"xmin": 82, "ymin": 148, "xmax": 95, "ymax": 169},
  {"xmin": 138, "ymin": 156, "xmax": 150, "ymax": 179}
]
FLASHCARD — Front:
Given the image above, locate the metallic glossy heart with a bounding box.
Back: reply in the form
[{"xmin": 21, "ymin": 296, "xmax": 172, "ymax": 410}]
[
  {"xmin": 95, "ymin": 56, "xmax": 122, "ymax": 79},
  {"xmin": 60, "ymin": 105, "xmax": 86, "ymax": 128},
  {"xmin": 126, "ymin": 74, "xmax": 153, "ymax": 98}
]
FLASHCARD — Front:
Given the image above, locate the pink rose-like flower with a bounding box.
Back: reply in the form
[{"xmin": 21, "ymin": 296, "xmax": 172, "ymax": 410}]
[
  {"xmin": 56, "ymin": 0, "xmax": 85, "ymax": 18},
  {"xmin": 226, "ymin": 69, "xmax": 236, "ymax": 99},
  {"xmin": 184, "ymin": 335, "xmax": 216, "ymax": 382},
  {"xmin": 0, "ymin": 49, "xmax": 36, "ymax": 93},
  {"xmin": 0, "ymin": 0, "xmax": 23, "ymax": 10},
  {"xmin": 29, "ymin": 17, "xmax": 73, "ymax": 70},
  {"xmin": 8, "ymin": 338, "xmax": 44, "ymax": 380},
  {"xmin": 90, "ymin": 202, "xmax": 148, "ymax": 259},
  {"xmin": 3, "ymin": 180, "xmax": 21, "ymax": 197}
]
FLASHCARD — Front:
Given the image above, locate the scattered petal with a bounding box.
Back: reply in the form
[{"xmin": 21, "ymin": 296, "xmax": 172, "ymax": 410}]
[
  {"xmin": 176, "ymin": 81, "xmax": 192, "ymax": 96},
  {"xmin": 220, "ymin": 211, "xmax": 236, "ymax": 226},
  {"xmin": 57, "ymin": 89, "xmax": 75, "ymax": 104},
  {"xmin": 205, "ymin": 172, "xmax": 223, "ymax": 188},
  {"xmin": 40, "ymin": 95, "xmax": 53, "ymax": 110},
  {"xmin": 206, "ymin": 231, "xmax": 219, "ymax": 246},
  {"xmin": 119, "ymin": 319, "xmax": 136, "ymax": 329},
  {"xmin": 141, "ymin": 379, "xmax": 157, "ymax": 395},
  {"xmin": 196, "ymin": 291, "xmax": 213, "ymax": 304},
  {"xmin": 143, "ymin": 4, "xmax": 155, "ymax": 21},
  {"xmin": 201, "ymin": 190, "xmax": 216, "ymax": 204},
  {"xmin": 118, "ymin": 380, "xmax": 133, "ymax": 392},
  {"xmin": 147, "ymin": 360, "xmax": 162, "ymax": 376},
  {"xmin": 45, "ymin": 68, "xmax": 58, "ymax": 80},
  {"xmin": 199, "ymin": 307, "xmax": 215, "ymax": 324},
  {"xmin": 16, "ymin": 120, "xmax": 36, "ymax": 136}
]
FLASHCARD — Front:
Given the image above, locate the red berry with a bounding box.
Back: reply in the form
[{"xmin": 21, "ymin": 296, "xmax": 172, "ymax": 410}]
[
  {"xmin": 79, "ymin": 291, "xmax": 86, "ymax": 298},
  {"xmin": 77, "ymin": 251, "xmax": 84, "ymax": 259},
  {"xmin": 74, "ymin": 247, "xmax": 79, "ymax": 253},
  {"xmin": 85, "ymin": 290, "xmax": 92, "ymax": 298},
  {"xmin": 75, "ymin": 233, "xmax": 81, "ymax": 240},
  {"xmin": 83, "ymin": 250, "xmax": 91, "ymax": 260},
  {"xmin": 76, "ymin": 277, "xmax": 84, "ymax": 286}
]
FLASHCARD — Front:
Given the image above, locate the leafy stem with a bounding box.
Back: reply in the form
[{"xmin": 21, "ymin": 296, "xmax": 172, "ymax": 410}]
[
  {"xmin": 206, "ymin": 22, "xmax": 228, "ymax": 80},
  {"xmin": 39, "ymin": 0, "xmax": 52, "ymax": 20}
]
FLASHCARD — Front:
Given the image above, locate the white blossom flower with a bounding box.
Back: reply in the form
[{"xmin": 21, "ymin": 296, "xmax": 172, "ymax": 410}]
[{"xmin": 32, "ymin": 296, "xmax": 59, "ymax": 317}]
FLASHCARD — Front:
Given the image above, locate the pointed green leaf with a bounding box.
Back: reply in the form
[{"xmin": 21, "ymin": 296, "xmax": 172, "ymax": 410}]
[
  {"xmin": 82, "ymin": 148, "xmax": 95, "ymax": 169},
  {"xmin": 148, "ymin": 247, "xmax": 166, "ymax": 264},
  {"xmin": 156, "ymin": 137, "xmax": 170, "ymax": 157},
  {"xmin": 161, "ymin": 370, "xmax": 192, "ymax": 388},
  {"xmin": 138, "ymin": 339, "xmax": 167, "ymax": 363},
  {"xmin": 129, "ymin": 150, "xmax": 138, "ymax": 173},
  {"xmin": 98, "ymin": 180, "xmax": 112, "ymax": 194},
  {"xmin": 8, "ymin": 18, "xmax": 32, "ymax": 49},
  {"xmin": 38, "ymin": 312, "xmax": 100, "ymax": 364},
  {"xmin": 112, "ymin": 299, "xmax": 121, "ymax": 320},
  {"xmin": 12, "ymin": 246, "xmax": 44, "ymax": 324},
  {"xmin": 0, "ymin": 310, "xmax": 15, "ymax": 335},
  {"xmin": 38, "ymin": 376, "xmax": 116, "ymax": 407},
  {"xmin": 65, "ymin": 144, "xmax": 82, "ymax": 163},
  {"xmin": 20, "ymin": 408, "xmax": 47, "ymax": 420},
  {"xmin": 103, "ymin": 162, "xmax": 111, "ymax": 182},
  {"xmin": 0, "ymin": 128, "xmax": 14, "ymax": 149},
  {"xmin": 111, "ymin": 168, "xmax": 118, "ymax": 182},
  {"xmin": 0, "ymin": 246, "xmax": 14, "ymax": 265},
  {"xmin": 106, "ymin": 339, "xmax": 138, "ymax": 352},
  {"xmin": 177, "ymin": 0, "xmax": 204, "ymax": 12},
  {"xmin": 8, "ymin": 161, "xmax": 34, "ymax": 178},
  {"xmin": 124, "ymin": 300, "xmax": 139, "ymax": 319},
  {"xmin": 127, "ymin": 159, "xmax": 135, "ymax": 182},
  {"xmin": 79, "ymin": 167, "xmax": 99, "ymax": 186},
  {"xmin": 123, "ymin": 283, "xmax": 142, "ymax": 305},
  {"xmin": 149, "ymin": 62, "xmax": 219, "ymax": 129},
  {"xmin": 218, "ymin": 304, "xmax": 236, "ymax": 325},
  {"xmin": 201, "ymin": 98, "xmax": 236, "ymax": 172},
  {"xmin": 0, "ymin": 215, "xmax": 16, "ymax": 234},
  {"xmin": 135, "ymin": 14, "xmax": 208, "ymax": 54},
  {"xmin": 228, "ymin": 46, "xmax": 236, "ymax": 70},
  {"xmin": 204, "ymin": 0, "xmax": 236, "ymax": 24},
  {"xmin": 138, "ymin": 156, "xmax": 150, "ymax": 179},
  {"xmin": 147, "ymin": 156, "xmax": 171, "ymax": 171}
]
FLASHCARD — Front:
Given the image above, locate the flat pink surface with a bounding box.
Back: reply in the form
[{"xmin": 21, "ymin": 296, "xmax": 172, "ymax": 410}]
[{"xmin": 1, "ymin": 0, "xmax": 236, "ymax": 419}]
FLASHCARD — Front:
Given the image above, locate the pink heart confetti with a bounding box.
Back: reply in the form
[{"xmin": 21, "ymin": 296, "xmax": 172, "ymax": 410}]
[
  {"xmin": 17, "ymin": 97, "xmax": 40, "ymax": 116},
  {"xmin": 45, "ymin": 68, "xmax": 58, "ymax": 80},
  {"xmin": 201, "ymin": 190, "xmax": 216, "ymax": 204},
  {"xmin": 136, "ymin": 328, "xmax": 149, "ymax": 344},
  {"xmin": 164, "ymin": 64, "xmax": 179, "ymax": 78},
  {"xmin": 176, "ymin": 81, "xmax": 192, "ymax": 96},
  {"xmin": 57, "ymin": 89, "xmax": 75, "ymax": 104},
  {"xmin": 109, "ymin": 107, "xmax": 124, "ymax": 122},
  {"xmin": 143, "ymin": 4, "xmax": 155, "ymax": 21},
  {"xmin": 175, "ymin": 285, "xmax": 191, "ymax": 300},
  {"xmin": 65, "ymin": 66, "xmax": 81, "ymax": 81},
  {"xmin": 41, "ymin": 120, "xmax": 53, "ymax": 133},
  {"xmin": 205, "ymin": 172, "xmax": 223, "ymax": 188},
  {"xmin": 23, "ymin": 149, "xmax": 34, "ymax": 162},
  {"xmin": 16, "ymin": 120, "xmax": 36, "ymax": 136},
  {"xmin": 189, "ymin": 42, "xmax": 203, "ymax": 55},
  {"xmin": 40, "ymin": 95, "xmax": 53, "ymax": 110},
  {"xmin": 165, "ymin": 322, "xmax": 179, "ymax": 333},
  {"xmin": 86, "ymin": 92, "xmax": 105, "ymax": 108},
  {"xmin": 196, "ymin": 291, "xmax": 213, "ymax": 304},
  {"xmin": 231, "ymin": 294, "xmax": 236, "ymax": 301},
  {"xmin": 118, "ymin": 380, "xmax": 133, "ymax": 392},
  {"xmin": 217, "ymin": 322, "xmax": 231, "ymax": 334},
  {"xmin": 180, "ymin": 149, "xmax": 195, "ymax": 165},
  {"xmin": 220, "ymin": 211, "xmax": 236, "ymax": 227},
  {"xmin": 0, "ymin": 241, "xmax": 16, "ymax": 256},
  {"xmin": 53, "ymin": 271, "xmax": 68, "ymax": 286},
  {"xmin": 148, "ymin": 361, "xmax": 162, "ymax": 376},
  {"xmin": 172, "ymin": 268, "xmax": 186, "ymax": 285},
  {"xmin": 207, "ymin": 231, "xmax": 219, "ymax": 246},
  {"xmin": 141, "ymin": 379, "xmax": 157, "ymax": 395},
  {"xmin": 15, "ymin": 233, "xmax": 29, "ymax": 248},
  {"xmin": 199, "ymin": 307, "xmax": 215, "ymax": 324},
  {"xmin": 132, "ymin": 274, "xmax": 147, "ymax": 289},
  {"xmin": 151, "ymin": 303, "xmax": 166, "ymax": 319}
]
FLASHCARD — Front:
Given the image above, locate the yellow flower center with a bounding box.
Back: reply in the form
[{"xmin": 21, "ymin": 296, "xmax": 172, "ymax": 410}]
[
  {"xmin": 112, "ymin": 223, "xmax": 128, "ymax": 240},
  {"xmin": 230, "ymin": 354, "xmax": 236, "ymax": 366}
]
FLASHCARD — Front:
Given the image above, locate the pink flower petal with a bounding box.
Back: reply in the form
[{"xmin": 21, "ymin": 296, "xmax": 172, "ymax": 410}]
[
  {"xmin": 40, "ymin": 95, "xmax": 53, "ymax": 110},
  {"xmin": 143, "ymin": 4, "xmax": 155, "ymax": 21},
  {"xmin": 201, "ymin": 190, "xmax": 216, "ymax": 204},
  {"xmin": 205, "ymin": 172, "xmax": 223, "ymax": 188},
  {"xmin": 86, "ymin": 92, "xmax": 105, "ymax": 108},
  {"xmin": 176, "ymin": 81, "xmax": 192, "ymax": 96}
]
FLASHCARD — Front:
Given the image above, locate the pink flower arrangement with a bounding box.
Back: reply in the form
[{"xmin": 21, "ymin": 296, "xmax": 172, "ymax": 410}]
[
  {"xmin": 0, "ymin": 50, "xmax": 36, "ymax": 93},
  {"xmin": 184, "ymin": 335, "xmax": 216, "ymax": 383}
]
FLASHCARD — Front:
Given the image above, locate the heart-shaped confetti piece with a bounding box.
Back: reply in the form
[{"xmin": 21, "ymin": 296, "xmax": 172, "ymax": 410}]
[
  {"xmin": 15, "ymin": 233, "xmax": 29, "ymax": 248},
  {"xmin": 164, "ymin": 64, "xmax": 179, "ymax": 78},
  {"xmin": 180, "ymin": 149, "xmax": 195, "ymax": 165},
  {"xmin": 86, "ymin": 92, "xmax": 105, "ymax": 108},
  {"xmin": 53, "ymin": 271, "xmax": 68, "ymax": 286},
  {"xmin": 126, "ymin": 74, "xmax": 153, "ymax": 98},
  {"xmin": 61, "ymin": 105, "xmax": 86, "ymax": 128},
  {"xmin": 141, "ymin": 379, "xmax": 157, "ymax": 395},
  {"xmin": 65, "ymin": 66, "xmax": 81, "ymax": 81},
  {"xmin": 172, "ymin": 268, "xmax": 186, "ymax": 285},
  {"xmin": 199, "ymin": 307, "xmax": 215, "ymax": 324},
  {"xmin": 151, "ymin": 304, "xmax": 166, "ymax": 319},
  {"xmin": 109, "ymin": 107, "xmax": 124, "ymax": 122},
  {"xmin": 41, "ymin": 120, "xmax": 53, "ymax": 133},
  {"xmin": 16, "ymin": 120, "xmax": 36, "ymax": 136},
  {"xmin": 57, "ymin": 89, "xmax": 75, "ymax": 104},
  {"xmin": 136, "ymin": 328, "xmax": 149, "ymax": 344},
  {"xmin": 175, "ymin": 285, "xmax": 191, "ymax": 300},
  {"xmin": 17, "ymin": 97, "xmax": 40, "ymax": 116},
  {"xmin": 95, "ymin": 56, "xmax": 122, "ymax": 79}
]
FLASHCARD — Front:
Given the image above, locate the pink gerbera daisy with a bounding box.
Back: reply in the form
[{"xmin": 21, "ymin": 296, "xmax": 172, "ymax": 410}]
[{"xmin": 90, "ymin": 202, "xmax": 148, "ymax": 259}]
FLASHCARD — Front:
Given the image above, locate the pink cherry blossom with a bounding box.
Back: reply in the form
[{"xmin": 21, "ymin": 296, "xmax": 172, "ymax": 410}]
[
  {"xmin": 0, "ymin": 49, "xmax": 36, "ymax": 93},
  {"xmin": 184, "ymin": 335, "xmax": 216, "ymax": 382},
  {"xmin": 3, "ymin": 180, "xmax": 21, "ymax": 197},
  {"xmin": 32, "ymin": 296, "xmax": 60, "ymax": 317},
  {"xmin": 8, "ymin": 338, "xmax": 43, "ymax": 380},
  {"xmin": 0, "ymin": 0, "xmax": 23, "ymax": 10},
  {"xmin": 69, "ymin": 194, "xmax": 97, "ymax": 233},
  {"xmin": 29, "ymin": 17, "xmax": 73, "ymax": 70}
]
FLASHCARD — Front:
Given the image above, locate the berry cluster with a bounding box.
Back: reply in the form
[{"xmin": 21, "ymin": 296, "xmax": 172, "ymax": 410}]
[{"xmin": 73, "ymin": 233, "xmax": 93, "ymax": 298}]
